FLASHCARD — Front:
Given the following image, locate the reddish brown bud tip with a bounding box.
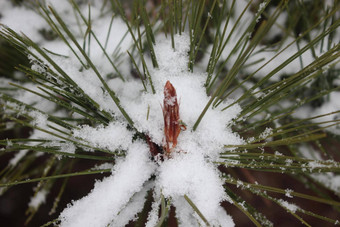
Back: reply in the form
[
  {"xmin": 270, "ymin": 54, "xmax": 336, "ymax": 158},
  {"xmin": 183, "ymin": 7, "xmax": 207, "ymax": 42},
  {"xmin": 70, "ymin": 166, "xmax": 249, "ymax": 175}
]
[
  {"xmin": 163, "ymin": 81, "xmax": 181, "ymax": 155},
  {"xmin": 164, "ymin": 81, "xmax": 177, "ymax": 106}
]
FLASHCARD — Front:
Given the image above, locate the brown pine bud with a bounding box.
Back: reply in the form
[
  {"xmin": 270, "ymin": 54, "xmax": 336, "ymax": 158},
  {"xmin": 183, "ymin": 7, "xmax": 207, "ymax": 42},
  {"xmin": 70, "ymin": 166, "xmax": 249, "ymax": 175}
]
[{"xmin": 162, "ymin": 81, "xmax": 185, "ymax": 155}]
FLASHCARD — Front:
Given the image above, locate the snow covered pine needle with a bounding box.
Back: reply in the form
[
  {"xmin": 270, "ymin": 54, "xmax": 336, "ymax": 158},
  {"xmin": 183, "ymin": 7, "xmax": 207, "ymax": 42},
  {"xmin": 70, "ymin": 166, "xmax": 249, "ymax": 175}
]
[
  {"xmin": 1, "ymin": 1, "xmax": 340, "ymax": 226},
  {"xmin": 56, "ymin": 34, "xmax": 240, "ymax": 226}
]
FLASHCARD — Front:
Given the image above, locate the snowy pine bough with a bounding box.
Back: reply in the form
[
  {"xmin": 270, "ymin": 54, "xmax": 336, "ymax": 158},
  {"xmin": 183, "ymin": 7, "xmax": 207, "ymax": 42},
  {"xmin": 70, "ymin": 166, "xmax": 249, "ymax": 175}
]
[{"xmin": 0, "ymin": 0, "xmax": 340, "ymax": 226}]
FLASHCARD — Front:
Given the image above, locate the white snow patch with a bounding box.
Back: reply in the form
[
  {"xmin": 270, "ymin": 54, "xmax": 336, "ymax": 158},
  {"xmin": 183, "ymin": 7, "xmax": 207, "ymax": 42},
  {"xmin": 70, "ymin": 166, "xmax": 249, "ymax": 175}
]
[
  {"xmin": 13, "ymin": 83, "xmax": 57, "ymax": 113},
  {"xmin": 92, "ymin": 163, "xmax": 115, "ymax": 171},
  {"xmin": 59, "ymin": 141, "xmax": 156, "ymax": 227},
  {"xmin": 44, "ymin": 141, "xmax": 76, "ymax": 156},
  {"xmin": 299, "ymin": 145, "xmax": 340, "ymax": 196},
  {"xmin": 9, "ymin": 150, "xmax": 29, "ymax": 166},
  {"xmin": 294, "ymin": 92, "xmax": 340, "ymax": 135},
  {"xmin": 285, "ymin": 189, "xmax": 293, "ymax": 198},
  {"xmin": 158, "ymin": 152, "xmax": 234, "ymax": 226},
  {"xmin": 259, "ymin": 127, "xmax": 273, "ymax": 139},
  {"xmin": 27, "ymin": 110, "xmax": 48, "ymax": 127},
  {"xmin": 109, "ymin": 182, "xmax": 153, "ymax": 227},
  {"xmin": 145, "ymin": 190, "xmax": 161, "ymax": 227},
  {"xmin": 0, "ymin": 3, "xmax": 48, "ymax": 42},
  {"xmin": 29, "ymin": 189, "xmax": 48, "ymax": 209},
  {"xmin": 72, "ymin": 122, "xmax": 133, "ymax": 152},
  {"xmin": 278, "ymin": 199, "xmax": 299, "ymax": 213}
]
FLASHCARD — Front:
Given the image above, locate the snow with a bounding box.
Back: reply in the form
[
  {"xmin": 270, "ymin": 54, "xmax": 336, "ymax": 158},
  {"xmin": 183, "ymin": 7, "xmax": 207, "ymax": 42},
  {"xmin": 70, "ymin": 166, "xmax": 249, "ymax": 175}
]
[
  {"xmin": 2, "ymin": 0, "xmax": 339, "ymax": 226},
  {"xmin": 0, "ymin": 1, "xmax": 49, "ymax": 43},
  {"xmin": 259, "ymin": 127, "xmax": 273, "ymax": 139},
  {"xmin": 44, "ymin": 141, "xmax": 76, "ymax": 155},
  {"xmin": 210, "ymin": 1, "xmax": 340, "ymax": 83},
  {"xmin": 258, "ymin": 2, "xmax": 267, "ymax": 12},
  {"xmin": 299, "ymin": 145, "xmax": 340, "ymax": 196},
  {"xmin": 27, "ymin": 110, "xmax": 48, "ymax": 128},
  {"xmin": 9, "ymin": 150, "xmax": 29, "ymax": 166},
  {"xmin": 57, "ymin": 33, "xmax": 240, "ymax": 226},
  {"xmin": 173, "ymin": 196, "xmax": 234, "ymax": 227},
  {"xmin": 28, "ymin": 189, "xmax": 48, "ymax": 209},
  {"xmin": 109, "ymin": 34, "xmax": 244, "ymax": 156},
  {"xmin": 72, "ymin": 121, "xmax": 133, "ymax": 152},
  {"xmin": 278, "ymin": 199, "xmax": 299, "ymax": 213},
  {"xmin": 59, "ymin": 142, "xmax": 76, "ymax": 154},
  {"xmin": 42, "ymin": 55, "xmax": 117, "ymax": 112},
  {"xmin": 13, "ymin": 83, "xmax": 57, "ymax": 113},
  {"xmin": 172, "ymin": 197, "xmax": 201, "ymax": 226},
  {"xmin": 255, "ymin": 1, "xmax": 268, "ymax": 23},
  {"xmin": 59, "ymin": 141, "xmax": 157, "ymax": 227},
  {"xmin": 92, "ymin": 163, "xmax": 115, "ymax": 171},
  {"xmin": 41, "ymin": 1, "xmax": 133, "ymax": 78},
  {"xmin": 158, "ymin": 152, "xmax": 234, "ymax": 226},
  {"xmin": 109, "ymin": 182, "xmax": 153, "ymax": 227},
  {"xmin": 2, "ymin": 0, "xmax": 243, "ymax": 222},
  {"xmin": 263, "ymin": 8, "xmax": 287, "ymax": 41},
  {"xmin": 6, "ymin": 139, "xmax": 13, "ymax": 148},
  {"xmin": 285, "ymin": 189, "xmax": 293, "ymax": 198},
  {"xmin": 155, "ymin": 34, "xmax": 190, "ymax": 74},
  {"xmin": 145, "ymin": 189, "xmax": 162, "ymax": 227},
  {"xmin": 294, "ymin": 91, "xmax": 340, "ymax": 135},
  {"xmin": 310, "ymin": 172, "xmax": 340, "ymax": 196}
]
